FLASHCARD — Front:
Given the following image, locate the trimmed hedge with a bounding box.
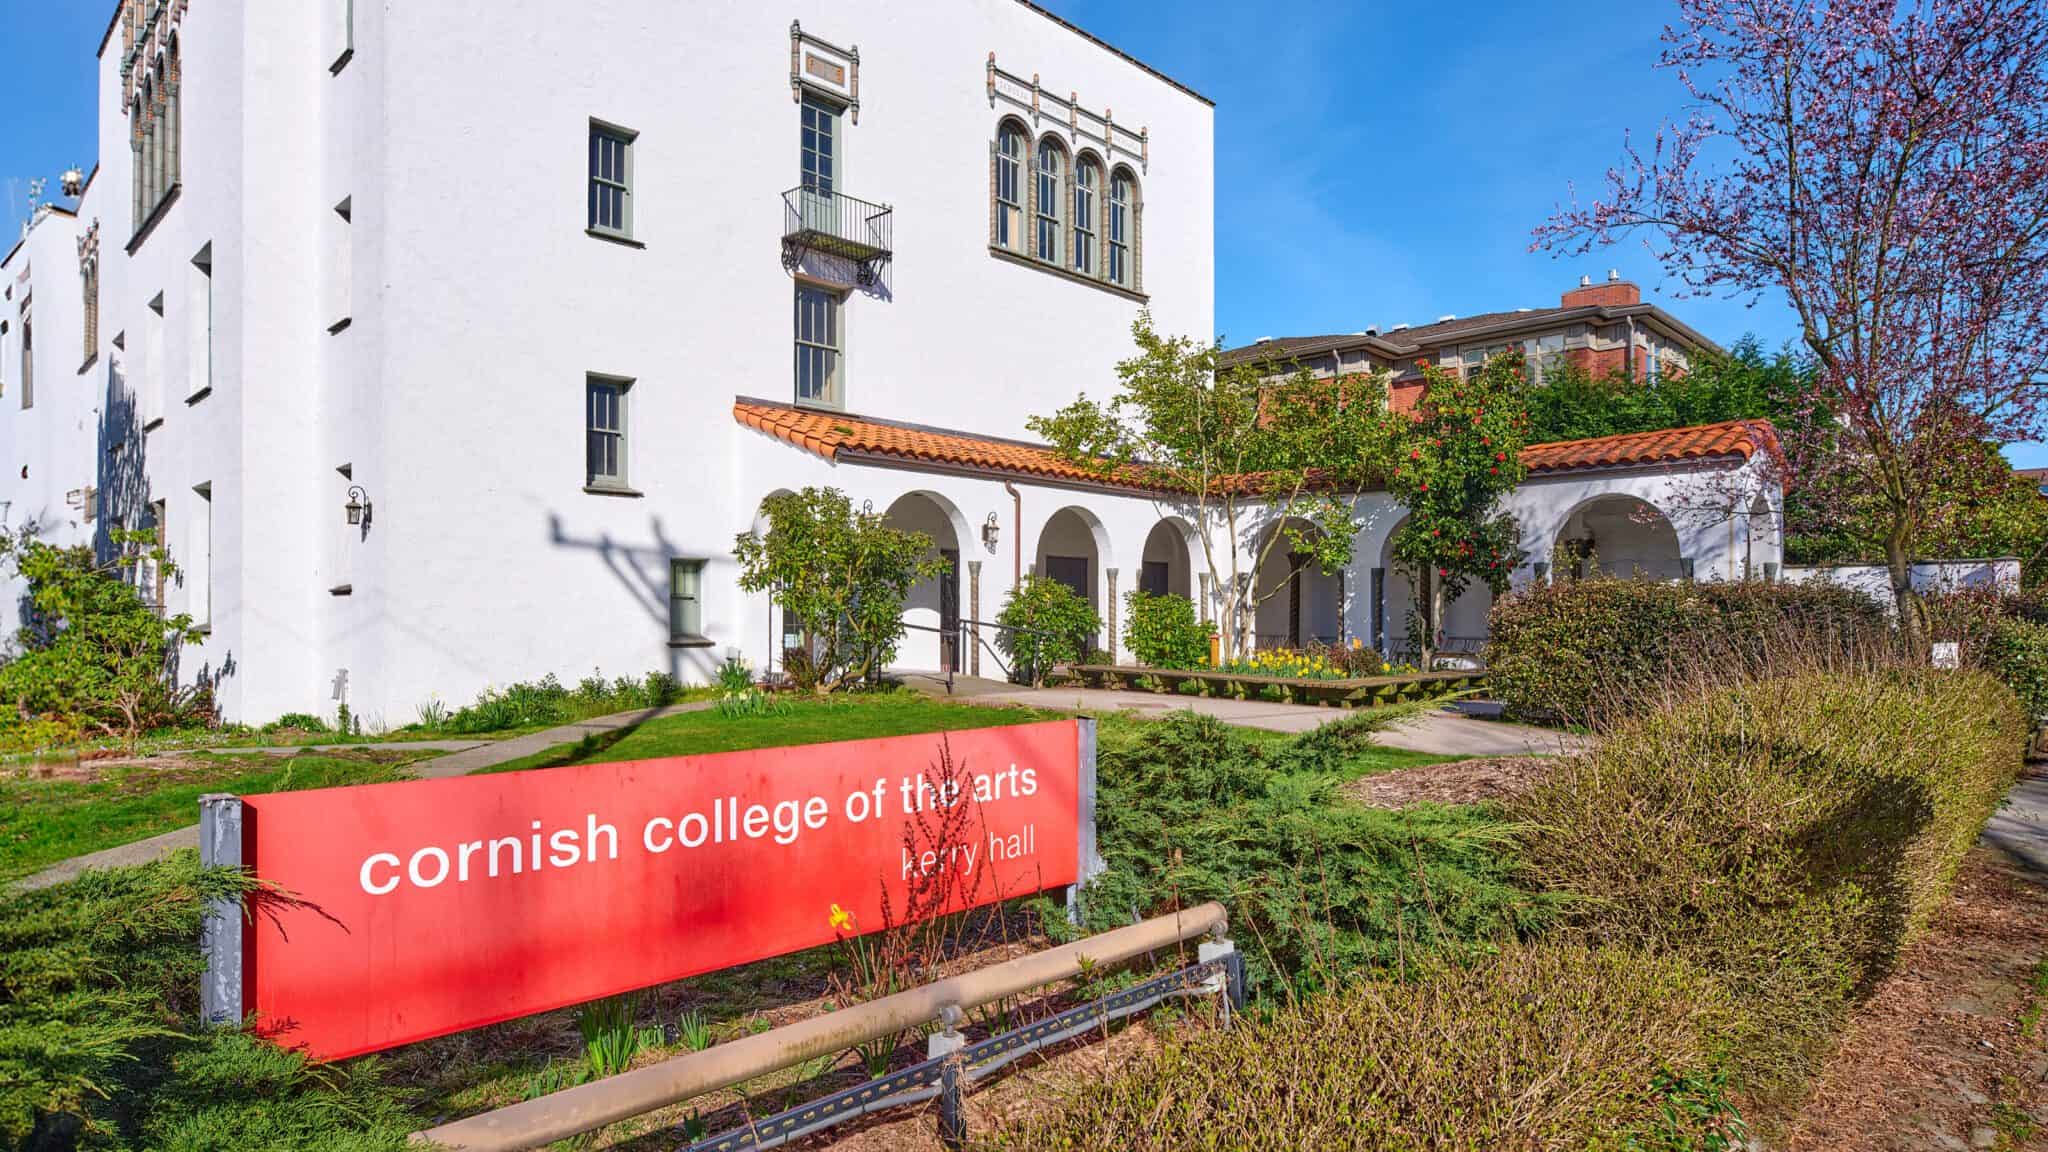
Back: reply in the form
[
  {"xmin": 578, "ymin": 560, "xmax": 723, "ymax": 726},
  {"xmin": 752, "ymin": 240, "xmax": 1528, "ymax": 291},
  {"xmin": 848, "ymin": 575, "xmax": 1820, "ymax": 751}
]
[
  {"xmin": 994, "ymin": 669, "xmax": 2025, "ymax": 1146},
  {"xmin": 1484, "ymin": 577, "xmax": 1890, "ymax": 723},
  {"xmin": 1984, "ymin": 617, "xmax": 2048, "ymax": 723},
  {"xmin": 989, "ymin": 942, "xmax": 1736, "ymax": 1151},
  {"xmin": 1512, "ymin": 668, "xmax": 2025, "ymax": 1109}
]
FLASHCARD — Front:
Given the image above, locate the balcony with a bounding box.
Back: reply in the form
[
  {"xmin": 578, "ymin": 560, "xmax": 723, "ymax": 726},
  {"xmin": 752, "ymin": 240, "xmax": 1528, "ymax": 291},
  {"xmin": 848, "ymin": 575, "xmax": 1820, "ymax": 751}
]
[{"xmin": 781, "ymin": 187, "xmax": 893, "ymax": 288}]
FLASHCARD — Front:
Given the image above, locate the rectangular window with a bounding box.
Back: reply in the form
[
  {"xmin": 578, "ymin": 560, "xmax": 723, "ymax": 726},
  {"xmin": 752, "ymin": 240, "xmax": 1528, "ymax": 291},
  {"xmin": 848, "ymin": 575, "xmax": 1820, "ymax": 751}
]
[
  {"xmin": 794, "ymin": 285, "xmax": 841, "ymax": 407},
  {"xmin": 588, "ymin": 121, "xmax": 635, "ymax": 239},
  {"xmin": 191, "ymin": 482, "xmax": 212, "ymax": 628},
  {"xmin": 188, "ymin": 243, "xmax": 212, "ymax": 399},
  {"xmin": 800, "ymin": 95, "xmax": 838, "ymax": 198},
  {"xmin": 585, "ymin": 375, "xmax": 630, "ymax": 488},
  {"xmin": 669, "ymin": 558, "xmax": 706, "ymax": 643},
  {"xmin": 329, "ymin": 199, "xmax": 351, "ymax": 332},
  {"xmin": 82, "ymin": 262, "xmax": 99, "ymax": 365},
  {"xmin": 18, "ymin": 311, "xmax": 30, "ymax": 410},
  {"xmin": 146, "ymin": 498, "xmax": 167, "ymax": 611}
]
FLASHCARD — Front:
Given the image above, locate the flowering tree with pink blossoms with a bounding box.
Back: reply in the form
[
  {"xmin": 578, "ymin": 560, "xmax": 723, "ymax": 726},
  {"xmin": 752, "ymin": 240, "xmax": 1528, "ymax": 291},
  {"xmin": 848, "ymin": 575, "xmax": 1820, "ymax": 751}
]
[{"xmin": 1535, "ymin": 0, "xmax": 2048, "ymax": 647}]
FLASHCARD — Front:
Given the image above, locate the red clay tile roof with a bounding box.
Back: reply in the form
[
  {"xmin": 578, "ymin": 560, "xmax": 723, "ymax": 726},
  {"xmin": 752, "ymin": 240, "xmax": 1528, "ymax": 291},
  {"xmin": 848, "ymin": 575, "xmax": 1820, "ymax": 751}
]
[
  {"xmin": 734, "ymin": 400, "xmax": 1166, "ymax": 492},
  {"xmin": 1521, "ymin": 420, "xmax": 1779, "ymax": 474},
  {"xmin": 734, "ymin": 401, "xmax": 1777, "ymax": 490}
]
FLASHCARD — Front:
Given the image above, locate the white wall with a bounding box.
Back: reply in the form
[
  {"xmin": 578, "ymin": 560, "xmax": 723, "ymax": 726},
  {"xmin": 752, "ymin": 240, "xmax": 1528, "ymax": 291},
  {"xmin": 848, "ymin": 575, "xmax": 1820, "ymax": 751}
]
[{"xmin": 1783, "ymin": 558, "xmax": 2019, "ymax": 602}]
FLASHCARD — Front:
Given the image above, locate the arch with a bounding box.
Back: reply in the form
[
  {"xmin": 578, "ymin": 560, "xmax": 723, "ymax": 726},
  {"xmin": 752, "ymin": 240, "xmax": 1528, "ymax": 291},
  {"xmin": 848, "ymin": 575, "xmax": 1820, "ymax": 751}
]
[
  {"xmin": 1033, "ymin": 134, "xmax": 1068, "ymax": 265},
  {"xmin": 882, "ymin": 491, "xmax": 969, "ymax": 672},
  {"xmin": 1033, "ymin": 505, "xmax": 1111, "ymax": 646},
  {"xmin": 1250, "ymin": 518, "xmax": 1341, "ymax": 651},
  {"xmin": 1555, "ymin": 493, "xmax": 1684, "ymax": 581},
  {"xmin": 1072, "ymin": 150, "xmax": 1104, "ymax": 277},
  {"xmin": 1108, "ymin": 164, "xmax": 1139, "ymax": 287},
  {"xmin": 1371, "ymin": 516, "xmax": 1497, "ymax": 661},
  {"xmin": 1138, "ymin": 516, "xmax": 1200, "ymax": 600},
  {"xmin": 992, "ymin": 118, "xmax": 1028, "ymax": 253}
]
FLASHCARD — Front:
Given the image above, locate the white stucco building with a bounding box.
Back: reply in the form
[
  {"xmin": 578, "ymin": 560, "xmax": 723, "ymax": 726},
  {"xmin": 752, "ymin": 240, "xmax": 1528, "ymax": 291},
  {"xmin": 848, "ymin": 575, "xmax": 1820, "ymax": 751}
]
[{"xmin": 0, "ymin": 0, "xmax": 1781, "ymax": 727}]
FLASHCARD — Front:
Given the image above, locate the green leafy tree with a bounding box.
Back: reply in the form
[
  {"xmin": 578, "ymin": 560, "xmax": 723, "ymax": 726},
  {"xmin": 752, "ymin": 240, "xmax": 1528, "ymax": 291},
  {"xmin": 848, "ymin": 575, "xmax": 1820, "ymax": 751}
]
[
  {"xmin": 995, "ymin": 575, "xmax": 1101, "ymax": 686},
  {"xmin": 0, "ymin": 529, "xmax": 203, "ymax": 752},
  {"xmin": 1523, "ymin": 336, "xmax": 1812, "ymax": 444},
  {"xmin": 1030, "ymin": 313, "xmax": 1391, "ymax": 662},
  {"xmin": 1380, "ymin": 356, "xmax": 1530, "ymax": 669},
  {"xmin": 733, "ymin": 487, "xmax": 949, "ymax": 693}
]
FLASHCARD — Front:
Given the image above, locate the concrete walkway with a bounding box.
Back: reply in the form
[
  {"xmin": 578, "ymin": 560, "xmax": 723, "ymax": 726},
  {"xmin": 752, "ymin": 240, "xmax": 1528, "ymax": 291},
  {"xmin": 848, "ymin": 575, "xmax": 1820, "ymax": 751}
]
[
  {"xmin": 1981, "ymin": 767, "xmax": 2048, "ymax": 877},
  {"xmin": 12, "ymin": 701, "xmax": 713, "ymax": 891},
  {"xmin": 911, "ymin": 676, "xmax": 1586, "ymax": 758}
]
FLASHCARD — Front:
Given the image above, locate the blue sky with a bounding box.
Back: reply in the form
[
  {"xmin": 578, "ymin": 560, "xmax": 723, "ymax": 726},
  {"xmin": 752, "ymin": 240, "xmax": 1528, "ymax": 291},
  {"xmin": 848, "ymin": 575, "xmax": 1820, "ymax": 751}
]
[{"xmin": 6, "ymin": 0, "xmax": 2041, "ymax": 464}]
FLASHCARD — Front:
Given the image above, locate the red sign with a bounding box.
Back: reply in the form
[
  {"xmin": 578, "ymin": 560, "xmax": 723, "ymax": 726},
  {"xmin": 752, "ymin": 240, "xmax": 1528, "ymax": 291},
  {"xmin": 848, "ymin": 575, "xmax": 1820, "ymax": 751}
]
[{"xmin": 237, "ymin": 720, "xmax": 1083, "ymax": 1059}]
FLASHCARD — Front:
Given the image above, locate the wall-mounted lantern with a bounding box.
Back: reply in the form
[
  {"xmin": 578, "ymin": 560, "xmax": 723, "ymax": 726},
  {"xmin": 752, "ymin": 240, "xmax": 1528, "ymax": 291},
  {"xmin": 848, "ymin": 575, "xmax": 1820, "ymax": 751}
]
[
  {"xmin": 981, "ymin": 512, "xmax": 1000, "ymax": 553},
  {"xmin": 345, "ymin": 485, "xmax": 372, "ymax": 528}
]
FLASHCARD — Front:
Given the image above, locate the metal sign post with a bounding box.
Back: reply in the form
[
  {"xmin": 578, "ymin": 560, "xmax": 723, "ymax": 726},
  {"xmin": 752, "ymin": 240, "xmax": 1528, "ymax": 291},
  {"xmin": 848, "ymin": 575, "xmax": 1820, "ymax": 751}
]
[{"xmin": 197, "ymin": 793, "xmax": 244, "ymax": 1027}]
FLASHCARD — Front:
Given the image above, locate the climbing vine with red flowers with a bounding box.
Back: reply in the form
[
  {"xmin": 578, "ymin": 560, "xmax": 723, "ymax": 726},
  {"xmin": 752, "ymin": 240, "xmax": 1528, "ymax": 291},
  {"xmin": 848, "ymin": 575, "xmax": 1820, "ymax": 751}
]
[{"xmin": 1382, "ymin": 353, "xmax": 1530, "ymax": 666}]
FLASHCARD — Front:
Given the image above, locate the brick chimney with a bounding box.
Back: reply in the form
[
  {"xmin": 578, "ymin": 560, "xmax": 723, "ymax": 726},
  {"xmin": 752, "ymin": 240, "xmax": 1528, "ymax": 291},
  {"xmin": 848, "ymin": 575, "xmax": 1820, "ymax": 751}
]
[{"xmin": 1561, "ymin": 270, "xmax": 1641, "ymax": 309}]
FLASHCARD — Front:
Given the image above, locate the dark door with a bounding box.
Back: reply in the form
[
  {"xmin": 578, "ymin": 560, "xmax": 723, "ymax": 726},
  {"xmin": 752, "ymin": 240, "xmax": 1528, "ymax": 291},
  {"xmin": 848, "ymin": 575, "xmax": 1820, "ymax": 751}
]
[
  {"xmin": 1138, "ymin": 560, "xmax": 1169, "ymax": 597},
  {"xmin": 939, "ymin": 548, "xmax": 960, "ymax": 672},
  {"xmin": 1044, "ymin": 555, "xmax": 1091, "ymax": 602}
]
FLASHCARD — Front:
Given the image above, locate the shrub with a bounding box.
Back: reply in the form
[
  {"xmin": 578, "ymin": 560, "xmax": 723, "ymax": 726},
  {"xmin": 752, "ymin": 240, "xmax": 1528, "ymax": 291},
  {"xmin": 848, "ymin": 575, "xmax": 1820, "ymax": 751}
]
[
  {"xmin": 1078, "ymin": 711, "xmax": 1539, "ymax": 996},
  {"xmin": 1511, "ymin": 668, "xmax": 2025, "ymax": 1107},
  {"xmin": 990, "ymin": 942, "xmax": 1737, "ymax": 1151},
  {"xmin": 264, "ymin": 712, "xmax": 331, "ymax": 734},
  {"xmin": 0, "ymin": 532, "xmax": 209, "ymax": 753},
  {"xmin": 1984, "ymin": 617, "xmax": 2048, "ymax": 723},
  {"xmin": 1121, "ymin": 591, "xmax": 1212, "ymax": 669},
  {"xmin": 1483, "ymin": 576, "xmax": 1891, "ymax": 723},
  {"xmin": 995, "ymin": 575, "xmax": 1101, "ymax": 686},
  {"xmin": 0, "ymin": 853, "xmax": 417, "ymax": 1149},
  {"xmin": 438, "ymin": 670, "xmax": 683, "ymax": 734},
  {"xmin": 733, "ymin": 487, "xmax": 949, "ymax": 692}
]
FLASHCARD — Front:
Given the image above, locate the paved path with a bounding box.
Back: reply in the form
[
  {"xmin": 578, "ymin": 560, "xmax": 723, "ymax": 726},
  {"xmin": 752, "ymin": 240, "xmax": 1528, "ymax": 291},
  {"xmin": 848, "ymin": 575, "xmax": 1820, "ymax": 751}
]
[
  {"xmin": 1981, "ymin": 767, "xmax": 2048, "ymax": 877},
  {"xmin": 12, "ymin": 701, "xmax": 713, "ymax": 892},
  {"xmin": 911, "ymin": 677, "xmax": 1586, "ymax": 758},
  {"xmin": 195, "ymin": 738, "xmax": 490, "ymax": 756}
]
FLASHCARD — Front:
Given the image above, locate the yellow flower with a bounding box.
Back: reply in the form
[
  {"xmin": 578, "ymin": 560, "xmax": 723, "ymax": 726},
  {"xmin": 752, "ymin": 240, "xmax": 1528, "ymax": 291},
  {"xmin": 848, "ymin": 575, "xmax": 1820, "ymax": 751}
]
[{"xmin": 829, "ymin": 903, "xmax": 855, "ymax": 933}]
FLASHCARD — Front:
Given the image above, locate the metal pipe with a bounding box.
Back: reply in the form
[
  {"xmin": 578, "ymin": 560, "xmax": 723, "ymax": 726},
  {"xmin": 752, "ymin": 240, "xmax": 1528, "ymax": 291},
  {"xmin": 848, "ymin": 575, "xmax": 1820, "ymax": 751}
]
[
  {"xmin": 1003, "ymin": 480, "xmax": 1022, "ymax": 587},
  {"xmin": 412, "ymin": 902, "xmax": 1227, "ymax": 1152}
]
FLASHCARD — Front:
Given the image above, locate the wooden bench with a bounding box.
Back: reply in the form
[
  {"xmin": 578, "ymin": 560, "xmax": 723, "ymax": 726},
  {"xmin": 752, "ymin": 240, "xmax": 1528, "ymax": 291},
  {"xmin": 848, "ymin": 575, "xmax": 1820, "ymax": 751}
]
[{"xmin": 1072, "ymin": 665, "xmax": 1487, "ymax": 708}]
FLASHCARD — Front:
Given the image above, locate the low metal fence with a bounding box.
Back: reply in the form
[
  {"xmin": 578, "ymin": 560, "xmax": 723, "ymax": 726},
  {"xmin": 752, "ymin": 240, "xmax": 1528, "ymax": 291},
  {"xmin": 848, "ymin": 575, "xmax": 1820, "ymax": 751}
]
[{"xmin": 413, "ymin": 903, "xmax": 1235, "ymax": 1152}]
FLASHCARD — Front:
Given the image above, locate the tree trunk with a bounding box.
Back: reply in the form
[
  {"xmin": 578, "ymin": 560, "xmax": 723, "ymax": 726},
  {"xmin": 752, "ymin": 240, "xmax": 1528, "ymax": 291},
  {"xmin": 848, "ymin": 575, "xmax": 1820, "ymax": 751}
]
[
  {"xmin": 1417, "ymin": 567, "xmax": 1437, "ymax": 671},
  {"xmin": 1884, "ymin": 524, "xmax": 1925, "ymax": 659}
]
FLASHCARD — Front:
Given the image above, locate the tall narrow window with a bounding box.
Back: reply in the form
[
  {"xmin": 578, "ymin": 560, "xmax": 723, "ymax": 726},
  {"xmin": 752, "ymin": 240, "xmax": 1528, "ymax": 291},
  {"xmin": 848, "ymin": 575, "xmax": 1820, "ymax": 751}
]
[
  {"xmin": 331, "ymin": 0, "xmax": 355, "ymax": 72},
  {"xmin": 1034, "ymin": 139, "xmax": 1063, "ymax": 264},
  {"xmin": 994, "ymin": 123, "xmax": 1024, "ymax": 251},
  {"xmin": 588, "ymin": 121, "xmax": 635, "ymax": 240},
  {"xmin": 146, "ymin": 499, "xmax": 167, "ymax": 611},
  {"xmin": 585, "ymin": 375, "xmax": 630, "ymax": 489},
  {"xmin": 1108, "ymin": 169, "xmax": 1134, "ymax": 286},
  {"xmin": 188, "ymin": 243, "xmax": 212, "ymax": 399},
  {"xmin": 191, "ymin": 482, "xmax": 212, "ymax": 629},
  {"xmin": 328, "ymin": 199, "xmax": 351, "ymax": 331},
  {"xmin": 794, "ymin": 285, "xmax": 842, "ymax": 407},
  {"xmin": 1073, "ymin": 157, "xmax": 1100, "ymax": 276},
  {"xmin": 165, "ymin": 38, "xmax": 180, "ymax": 191},
  {"xmin": 669, "ymin": 558, "xmax": 706, "ymax": 644},
  {"xmin": 800, "ymin": 94, "xmax": 838, "ymax": 197},
  {"xmin": 18, "ymin": 312, "xmax": 31, "ymax": 411},
  {"xmin": 81, "ymin": 260, "xmax": 99, "ymax": 364}
]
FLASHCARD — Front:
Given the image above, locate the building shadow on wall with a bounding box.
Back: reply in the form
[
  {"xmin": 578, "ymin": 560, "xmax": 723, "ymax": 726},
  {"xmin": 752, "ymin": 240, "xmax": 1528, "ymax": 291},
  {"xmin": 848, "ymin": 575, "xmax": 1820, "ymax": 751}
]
[{"xmin": 546, "ymin": 512, "xmax": 708, "ymax": 682}]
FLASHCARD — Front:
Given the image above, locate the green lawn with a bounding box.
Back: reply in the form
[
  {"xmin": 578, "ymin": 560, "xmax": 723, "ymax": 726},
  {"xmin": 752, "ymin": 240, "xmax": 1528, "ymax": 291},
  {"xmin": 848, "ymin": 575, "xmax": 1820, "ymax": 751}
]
[
  {"xmin": 0, "ymin": 751, "xmax": 423, "ymax": 883},
  {"xmin": 478, "ymin": 693, "xmax": 1067, "ymax": 774}
]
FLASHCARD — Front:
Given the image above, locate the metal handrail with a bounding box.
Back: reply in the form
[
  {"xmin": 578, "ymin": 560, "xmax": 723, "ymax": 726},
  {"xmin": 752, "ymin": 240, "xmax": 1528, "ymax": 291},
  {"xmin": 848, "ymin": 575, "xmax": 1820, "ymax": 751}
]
[
  {"xmin": 781, "ymin": 186, "xmax": 893, "ymax": 263},
  {"xmin": 412, "ymin": 903, "xmax": 1229, "ymax": 1152}
]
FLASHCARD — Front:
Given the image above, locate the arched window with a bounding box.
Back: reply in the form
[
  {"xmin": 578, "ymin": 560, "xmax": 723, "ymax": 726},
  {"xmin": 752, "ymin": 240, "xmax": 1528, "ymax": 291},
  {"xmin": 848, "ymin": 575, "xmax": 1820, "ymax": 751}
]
[
  {"xmin": 130, "ymin": 96, "xmax": 145, "ymax": 226},
  {"xmin": 1034, "ymin": 138, "xmax": 1064, "ymax": 264},
  {"xmin": 993, "ymin": 121, "xmax": 1025, "ymax": 252},
  {"xmin": 142, "ymin": 73, "xmax": 159, "ymax": 213},
  {"xmin": 165, "ymin": 36, "xmax": 181, "ymax": 191},
  {"xmin": 1109, "ymin": 167, "xmax": 1136, "ymax": 287},
  {"xmin": 1073, "ymin": 155, "xmax": 1100, "ymax": 276}
]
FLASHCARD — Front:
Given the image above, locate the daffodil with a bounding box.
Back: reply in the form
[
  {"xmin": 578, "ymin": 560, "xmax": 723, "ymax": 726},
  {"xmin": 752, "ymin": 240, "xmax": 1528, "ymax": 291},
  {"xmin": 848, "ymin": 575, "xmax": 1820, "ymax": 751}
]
[{"xmin": 829, "ymin": 903, "xmax": 856, "ymax": 933}]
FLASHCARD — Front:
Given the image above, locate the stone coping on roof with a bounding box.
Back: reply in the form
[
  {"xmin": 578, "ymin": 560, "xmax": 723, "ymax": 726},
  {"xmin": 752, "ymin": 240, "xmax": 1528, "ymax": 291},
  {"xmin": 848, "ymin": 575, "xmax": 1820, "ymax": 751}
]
[{"xmin": 734, "ymin": 399, "xmax": 1776, "ymax": 493}]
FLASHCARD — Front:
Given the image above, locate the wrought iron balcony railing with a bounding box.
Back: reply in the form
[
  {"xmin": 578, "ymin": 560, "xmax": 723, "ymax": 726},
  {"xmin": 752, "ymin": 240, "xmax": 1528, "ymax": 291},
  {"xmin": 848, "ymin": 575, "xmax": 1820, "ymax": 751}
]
[{"xmin": 781, "ymin": 187, "xmax": 893, "ymax": 286}]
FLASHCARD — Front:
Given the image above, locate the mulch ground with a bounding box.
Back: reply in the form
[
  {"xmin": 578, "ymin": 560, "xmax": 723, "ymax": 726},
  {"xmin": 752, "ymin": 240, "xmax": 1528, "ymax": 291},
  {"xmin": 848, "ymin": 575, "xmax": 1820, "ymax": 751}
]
[
  {"xmin": 1341, "ymin": 755, "xmax": 1558, "ymax": 809},
  {"xmin": 1781, "ymin": 849, "xmax": 2048, "ymax": 1151}
]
